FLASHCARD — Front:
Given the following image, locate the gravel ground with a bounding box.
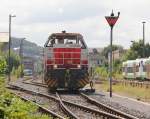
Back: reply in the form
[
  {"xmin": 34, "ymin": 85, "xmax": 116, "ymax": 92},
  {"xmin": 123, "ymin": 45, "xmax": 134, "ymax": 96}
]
[
  {"xmin": 88, "ymin": 91, "xmax": 150, "ymax": 119},
  {"xmin": 10, "ymin": 78, "xmax": 48, "ymax": 94}
]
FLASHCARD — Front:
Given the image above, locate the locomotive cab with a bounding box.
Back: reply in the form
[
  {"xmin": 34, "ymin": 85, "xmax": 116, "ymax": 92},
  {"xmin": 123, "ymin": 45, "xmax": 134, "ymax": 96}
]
[{"xmin": 44, "ymin": 31, "xmax": 89, "ymax": 91}]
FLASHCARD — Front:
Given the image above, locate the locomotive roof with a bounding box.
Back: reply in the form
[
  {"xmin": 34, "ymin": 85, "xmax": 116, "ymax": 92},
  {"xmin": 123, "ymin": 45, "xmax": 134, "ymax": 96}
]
[{"xmin": 49, "ymin": 32, "xmax": 83, "ymax": 39}]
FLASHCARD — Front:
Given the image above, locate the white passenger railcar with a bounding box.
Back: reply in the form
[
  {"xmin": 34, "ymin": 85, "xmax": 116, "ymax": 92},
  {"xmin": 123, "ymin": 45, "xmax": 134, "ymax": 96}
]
[{"xmin": 122, "ymin": 58, "xmax": 150, "ymax": 80}]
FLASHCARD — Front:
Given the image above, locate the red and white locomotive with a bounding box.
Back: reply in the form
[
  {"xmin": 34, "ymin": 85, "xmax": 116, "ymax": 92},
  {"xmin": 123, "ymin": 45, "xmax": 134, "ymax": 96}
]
[{"xmin": 44, "ymin": 31, "xmax": 89, "ymax": 91}]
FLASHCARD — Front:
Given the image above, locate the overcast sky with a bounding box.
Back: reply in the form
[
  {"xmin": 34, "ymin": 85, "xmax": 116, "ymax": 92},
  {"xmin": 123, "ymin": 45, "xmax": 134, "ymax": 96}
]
[{"xmin": 0, "ymin": 0, "xmax": 150, "ymax": 48}]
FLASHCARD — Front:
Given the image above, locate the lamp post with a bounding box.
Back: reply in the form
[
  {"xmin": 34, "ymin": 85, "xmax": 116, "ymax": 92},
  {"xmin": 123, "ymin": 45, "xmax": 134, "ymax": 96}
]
[
  {"xmin": 19, "ymin": 38, "xmax": 25, "ymax": 78},
  {"xmin": 105, "ymin": 10, "xmax": 120, "ymax": 97},
  {"xmin": 8, "ymin": 14, "xmax": 16, "ymax": 83},
  {"xmin": 142, "ymin": 21, "xmax": 145, "ymax": 58}
]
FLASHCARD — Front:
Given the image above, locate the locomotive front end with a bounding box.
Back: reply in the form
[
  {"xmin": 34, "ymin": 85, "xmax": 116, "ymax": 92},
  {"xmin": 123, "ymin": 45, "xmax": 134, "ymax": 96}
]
[{"xmin": 44, "ymin": 31, "xmax": 89, "ymax": 91}]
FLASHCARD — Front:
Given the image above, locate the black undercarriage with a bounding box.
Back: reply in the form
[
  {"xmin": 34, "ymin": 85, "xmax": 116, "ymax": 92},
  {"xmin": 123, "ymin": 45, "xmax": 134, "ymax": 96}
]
[{"xmin": 44, "ymin": 68, "xmax": 89, "ymax": 91}]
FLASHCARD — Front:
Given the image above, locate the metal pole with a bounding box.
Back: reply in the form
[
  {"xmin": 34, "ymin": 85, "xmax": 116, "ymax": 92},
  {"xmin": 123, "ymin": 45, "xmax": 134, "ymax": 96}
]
[
  {"xmin": 42, "ymin": 48, "xmax": 44, "ymax": 83},
  {"xmin": 109, "ymin": 26, "xmax": 113, "ymax": 97},
  {"xmin": 142, "ymin": 22, "xmax": 145, "ymax": 58},
  {"xmin": 19, "ymin": 39, "xmax": 24, "ymax": 78},
  {"xmin": 8, "ymin": 15, "xmax": 11, "ymax": 82}
]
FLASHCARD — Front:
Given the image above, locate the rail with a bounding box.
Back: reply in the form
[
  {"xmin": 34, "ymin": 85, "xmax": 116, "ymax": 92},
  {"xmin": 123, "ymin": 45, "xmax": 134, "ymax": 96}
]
[
  {"xmin": 80, "ymin": 93, "xmax": 138, "ymax": 119},
  {"xmin": 56, "ymin": 92, "xmax": 79, "ymax": 119}
]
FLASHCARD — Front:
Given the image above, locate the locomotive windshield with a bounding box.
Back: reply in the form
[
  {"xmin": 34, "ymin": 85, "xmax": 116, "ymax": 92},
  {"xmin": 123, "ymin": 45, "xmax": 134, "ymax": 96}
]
[{"xmin": 45, "ymin": 32, "xmax": 87, "ymax": 49}]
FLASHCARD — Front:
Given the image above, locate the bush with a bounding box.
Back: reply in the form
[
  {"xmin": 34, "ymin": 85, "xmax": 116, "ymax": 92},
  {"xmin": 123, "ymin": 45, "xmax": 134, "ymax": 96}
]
[
  {"xmin": 15, "ymin": 65, "xmax": 23, "ymax": 78},
  {"xmin": 95, "ymin": 67, "xmax": 108, "ymax": 78},
  {"xmin": 0, "ymin": 77, "xmax": 50, "ymax": 119},
  {"xmin": 0, "ymin": 57, "xmax": 7, "ymax": 75},
  {"xmin": 4, "ymin": 51, "xmax": 20, "ymax": 73}
]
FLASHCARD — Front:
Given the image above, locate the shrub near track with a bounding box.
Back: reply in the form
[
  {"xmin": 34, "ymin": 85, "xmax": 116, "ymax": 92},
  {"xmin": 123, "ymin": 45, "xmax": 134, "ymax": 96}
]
[{"xmin": 0, "ymin": 77, "xmax": 50, "ymax": 119}]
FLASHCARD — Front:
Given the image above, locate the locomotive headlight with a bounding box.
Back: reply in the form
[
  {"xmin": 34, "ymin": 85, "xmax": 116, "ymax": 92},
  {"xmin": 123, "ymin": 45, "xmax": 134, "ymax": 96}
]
[
  {"xmin": 54, "ymin": 64, "xmax": 57, "ymax": 68},
  {"xmin": 77, "ymin": 64, "xmax": 81, "ymax": 68}
]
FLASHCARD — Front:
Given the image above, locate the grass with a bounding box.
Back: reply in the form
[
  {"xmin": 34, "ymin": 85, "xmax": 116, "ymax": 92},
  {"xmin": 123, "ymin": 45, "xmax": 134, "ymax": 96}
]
[
  {"xmin": 0, "ymin": 76, "xmax": 51, "ymax": 119},
  {"xmin": 94, "ymin": 80, "xmax": 150, "ymax": 103}
]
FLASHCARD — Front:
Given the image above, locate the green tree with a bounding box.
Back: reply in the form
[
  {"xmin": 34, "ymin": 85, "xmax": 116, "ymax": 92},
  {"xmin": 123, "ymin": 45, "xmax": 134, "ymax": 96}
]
[
  {"xmin": 4, "ymin": 51, "xmax": 20, "ymax": 73},
  {"xmin": 123, "ymin": 40, "xmax": 150, "ymax": 61},
  {"xmin": 122, "ymin": 49, "xmax": 138, "ymax": 61},
  {"xmin": 101, "ymin": 45, "xmax": 123, "ymax": 59}
]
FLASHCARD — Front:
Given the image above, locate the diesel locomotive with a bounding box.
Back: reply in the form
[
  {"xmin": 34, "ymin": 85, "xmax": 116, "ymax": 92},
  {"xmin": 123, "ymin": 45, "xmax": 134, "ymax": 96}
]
[{"xmin": 44, "ymin": 31, "xmax": 89, "ymax": 91}]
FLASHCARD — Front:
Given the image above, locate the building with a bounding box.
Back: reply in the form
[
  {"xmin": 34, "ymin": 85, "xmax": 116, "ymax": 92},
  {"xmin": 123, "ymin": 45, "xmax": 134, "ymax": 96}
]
[
  {"xmin": 88, "ymin": 48, "xmax": 105, "ymax": 68},
  {"xmin": 112, "ymin": 49, "xmax": 126, "ymax": 61}
]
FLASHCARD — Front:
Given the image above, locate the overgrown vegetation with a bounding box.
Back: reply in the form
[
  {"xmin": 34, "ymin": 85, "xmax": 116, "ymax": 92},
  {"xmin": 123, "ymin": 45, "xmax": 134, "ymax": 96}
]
[
  {"xmin": 122, "ymin": 39, "xmax": 150, "ymax": 60},
  {"xmin": 0, "ymin": 77, "xmax": 50, "ymax": 119},
  {"xmin": 4, "ymin": 51, "xmax": 21, "ymax": 73},
  {"xmin": 0, "ymin": 56, "xmax": 6, "ymax": 75},
  {"xmin": 0, "ymin": 43, "xmax": 50, "ymax": 119},
  {"xmin": 94, "ymin": 80, "xmax": 150, "ymax": 102}
]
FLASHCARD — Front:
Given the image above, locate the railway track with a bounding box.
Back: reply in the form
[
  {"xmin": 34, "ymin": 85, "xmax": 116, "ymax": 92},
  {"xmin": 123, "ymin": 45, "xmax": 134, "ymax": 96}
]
[
  {"xmin": 59, "ymin": 93, "xmax": 138, "ymax": 119},
  {"xmin": 22, "ymin": 79, "xmax": 48, "ymax": 88},
  {"xmin": 22, "ymin": 77, "xmax": 48, "ymax": 88},
  {"xmin": 13, "ymin": 92, "xmax": 64, "ymax": 119},
  {"xmin": 8, "ymin": 86, "xmax": 67, "ymax": 119},
  {"xmin": 80, "ymin": 93, "xmax": 138, "ymax": 119},
  {"xmin": 7, "ymin": 83, "xmax": 139, "ymax": 119}
]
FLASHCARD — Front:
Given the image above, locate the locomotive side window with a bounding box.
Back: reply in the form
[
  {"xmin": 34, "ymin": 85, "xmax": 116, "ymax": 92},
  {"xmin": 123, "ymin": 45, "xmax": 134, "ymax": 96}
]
[{"xmin": 46, "ymin": 39, "xmax": 55, "ymax": 47}]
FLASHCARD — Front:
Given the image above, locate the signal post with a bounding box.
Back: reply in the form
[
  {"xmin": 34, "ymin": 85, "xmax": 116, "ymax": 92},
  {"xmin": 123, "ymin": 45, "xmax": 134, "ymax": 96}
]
[{"xmin": 105, "ymin": 10, "xmax": 120, "ymax": 97}]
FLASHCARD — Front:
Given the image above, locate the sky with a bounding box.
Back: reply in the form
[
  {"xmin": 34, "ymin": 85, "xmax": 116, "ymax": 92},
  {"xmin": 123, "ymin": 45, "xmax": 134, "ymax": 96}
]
[{"xmin": 0, "ymin": 0, "xmax": 150, "ymax": 48}]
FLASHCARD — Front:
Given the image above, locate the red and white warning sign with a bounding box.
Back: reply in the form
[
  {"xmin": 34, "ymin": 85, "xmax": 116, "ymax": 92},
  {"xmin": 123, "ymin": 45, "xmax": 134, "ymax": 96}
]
[{"xmin": 105, "ymin": 16, "xmax": 119, "ymax": 27}]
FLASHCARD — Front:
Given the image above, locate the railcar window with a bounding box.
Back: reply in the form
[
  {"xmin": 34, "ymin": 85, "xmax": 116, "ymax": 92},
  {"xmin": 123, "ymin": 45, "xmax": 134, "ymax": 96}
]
[
  {"xmin": 136, "ymin": 66, "xmax": 139, "ymax": 72},
  {"xmin": 127, "ymin": 67, "xmax": 133, "ymax": 73},
  {"xmin": 143, "ymin": 66, "xmax": 146, "ymax": 72}
]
